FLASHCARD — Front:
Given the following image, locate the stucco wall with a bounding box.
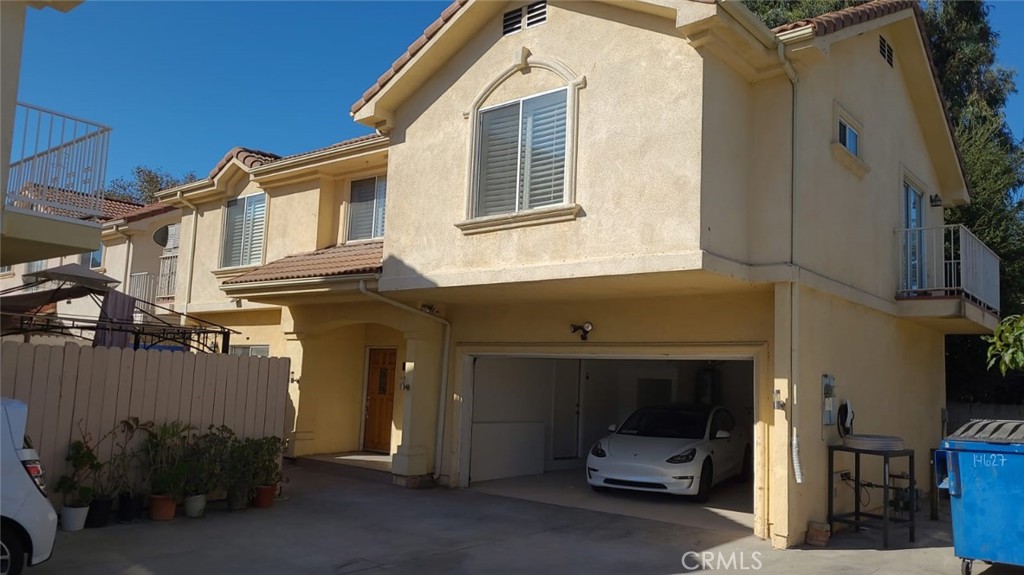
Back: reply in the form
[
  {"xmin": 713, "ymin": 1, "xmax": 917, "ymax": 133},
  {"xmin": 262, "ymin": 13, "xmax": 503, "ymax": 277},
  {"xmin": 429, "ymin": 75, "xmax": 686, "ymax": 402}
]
[
  {"xmin": 383, "ymin": 1, "xmax": 705, "ymax": 289},
  {"xmin": 788, "ymin": 284, "xmax": 945, "ymax": 538},
  {"xmin": 789, "ymin": 30, "xmax": 944, "ymax": 300}
]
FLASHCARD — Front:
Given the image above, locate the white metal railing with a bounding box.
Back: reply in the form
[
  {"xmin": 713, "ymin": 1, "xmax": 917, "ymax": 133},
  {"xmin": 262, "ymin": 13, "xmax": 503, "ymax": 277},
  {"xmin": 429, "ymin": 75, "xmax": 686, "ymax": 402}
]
[
  {"xmin": 897, "ymin": 224, "xmax": 1000, "ymax": 314},
  {"xmin": 157, "ymin": 254, "xmax": 177, "ymax": 298},
  {"xmin": 7, "ymin": 103, "xmax": 111, "ymax": 218},
  {"xmin": 129, "ymin": 272, "xmax": 155, "ymax": 316}
]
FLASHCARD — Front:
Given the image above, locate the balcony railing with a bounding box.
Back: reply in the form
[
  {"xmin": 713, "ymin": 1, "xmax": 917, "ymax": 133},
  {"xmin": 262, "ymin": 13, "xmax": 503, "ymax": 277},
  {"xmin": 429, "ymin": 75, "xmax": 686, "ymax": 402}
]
[
  {"xmin": 129, "ymin": 272, "xmax": 155, "ymax": 317},
  {"xmin": 6, "ymin": 103, "xmax": 111, "ymax": 219},
  {"xmin": 897, "ymin": 224, "xmax": 1000, "ymax": 314},
  {"xmin": 157, "ymin": 254, "xmax": 177, "ymax": 299}
]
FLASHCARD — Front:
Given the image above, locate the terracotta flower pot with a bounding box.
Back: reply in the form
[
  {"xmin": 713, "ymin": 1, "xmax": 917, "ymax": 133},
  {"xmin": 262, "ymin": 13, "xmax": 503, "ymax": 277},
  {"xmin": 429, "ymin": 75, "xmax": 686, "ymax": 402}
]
[
  {"xmin": 252, "ymin": 485, "xmax": 276, "ymax": 508},
  {"xmin": 148, "ymin": 494, "xmax": 177, "ymax": 521}
]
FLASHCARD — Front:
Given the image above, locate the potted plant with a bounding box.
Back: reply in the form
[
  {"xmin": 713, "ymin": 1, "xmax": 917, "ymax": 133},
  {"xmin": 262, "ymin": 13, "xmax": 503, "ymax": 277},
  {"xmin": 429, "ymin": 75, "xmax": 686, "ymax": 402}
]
[
  {"xmin": 83, "ymin": 426, "xmax": 117, "ymax": 529},
  {"xmin": 251, "ymin": 436, "xmax": 284, "ymax": 508},
  {"xmin": 142, "ymin": 421, "xmax": 190, "ymax": 521},
  {"xmin": 224, "ymin": 436, "xmax": 257, "ymax": 511},
  {"xmin": 181, "ymin": 426, "xmax": 232, "ymax": 518},
  {"xmin": 110, "ymin": 417, "xmax": 152, "ymax": 523},
  {"xmin": 53, "ymin": 436, "xmax": 101, "ymax": 531}
]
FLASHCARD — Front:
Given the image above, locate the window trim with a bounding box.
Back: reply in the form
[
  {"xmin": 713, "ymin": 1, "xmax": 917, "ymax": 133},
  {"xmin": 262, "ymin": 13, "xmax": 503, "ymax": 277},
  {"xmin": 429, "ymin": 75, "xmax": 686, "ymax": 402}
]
[
  {"xmin": 461, "ymin": 49, "xmax": 586, "ymax": 234},
  {"xmin": 831, "ymin": 101, "xmax": 870, "ymax": 179},
  {"xmin": 345, "ymin": 175, "xmax": 387, "ymax": 243},
  {"xmin": 218, "ymin": 192, "xmax": 267, "ymax": 270},
  {"xmin": 80, "ymin": 245, "xmax": 104, "ymax": 270}
]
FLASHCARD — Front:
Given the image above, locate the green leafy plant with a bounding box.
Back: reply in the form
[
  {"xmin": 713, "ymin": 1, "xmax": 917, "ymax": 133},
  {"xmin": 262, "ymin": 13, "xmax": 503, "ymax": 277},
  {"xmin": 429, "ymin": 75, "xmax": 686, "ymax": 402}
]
[
  {"xmin": 54, "ymin": 425, "xmax": 104, "ymax": 507},
  {"xmin": 143, "ymin": 421, "xmax": 192, "ymax": 498},
  {"xmin": 983, "ymin": 314, "xmax": 1024, "ymax": 376},
  {"xmin": 252, "ymin": 436, "xmax": 284, "ymax": 487},
  {"xmin": 224, "ymin": 436, "xmax": 259, "ymax": 507},
  {"xmin": 109, "ymin": 417, "xmax": 154, "ymax": 497},
  {"xmin": 182, "ymin": 426, "xmax": 234, "ymax": 497}
]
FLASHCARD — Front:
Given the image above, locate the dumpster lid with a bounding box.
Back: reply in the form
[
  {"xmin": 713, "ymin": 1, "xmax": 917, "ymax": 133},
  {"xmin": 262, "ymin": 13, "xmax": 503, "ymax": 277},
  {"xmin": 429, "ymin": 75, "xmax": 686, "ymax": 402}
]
[{"xmin": 948, "ymin": 419, "xmax": 1024, "ymax": 444}]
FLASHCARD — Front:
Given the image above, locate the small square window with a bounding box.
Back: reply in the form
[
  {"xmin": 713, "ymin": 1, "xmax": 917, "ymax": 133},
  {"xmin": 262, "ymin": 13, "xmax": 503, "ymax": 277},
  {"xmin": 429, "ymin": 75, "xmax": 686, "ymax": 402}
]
[
  {"xmin": 839, "ymin": 120, "xmax": 859, "ymax": 157},
  {"xmin": 79, "ymin": 246, "xmax": 103, "ymax": 269}
]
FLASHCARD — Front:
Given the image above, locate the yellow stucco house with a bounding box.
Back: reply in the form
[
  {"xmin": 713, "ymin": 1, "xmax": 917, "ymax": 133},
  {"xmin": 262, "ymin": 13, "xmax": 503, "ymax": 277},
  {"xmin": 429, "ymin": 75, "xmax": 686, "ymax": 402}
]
[{"xmin": 156, "ymin": 0, "xmax": 999, "ymax": 548}]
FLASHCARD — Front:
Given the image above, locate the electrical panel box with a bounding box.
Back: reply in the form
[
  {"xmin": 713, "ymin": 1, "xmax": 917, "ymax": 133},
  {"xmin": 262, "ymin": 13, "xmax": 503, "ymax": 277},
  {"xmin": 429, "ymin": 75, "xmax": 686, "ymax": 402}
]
[{"xmin": 822, "ymin": 374, "xmax": 837, "ymax": 426}]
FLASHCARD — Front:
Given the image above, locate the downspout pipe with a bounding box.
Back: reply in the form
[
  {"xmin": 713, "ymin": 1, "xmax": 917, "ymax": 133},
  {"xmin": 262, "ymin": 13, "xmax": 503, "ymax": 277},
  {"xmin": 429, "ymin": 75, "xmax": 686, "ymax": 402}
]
[
  {"xmin": 777, "ymin": 41, "xmax": 803, "ymax": 485},
  {"xmin": 177, "ymin": 191, "xmax": 199, "ymax": 317},
  {"xmin": 358, "ymin": 280, "xmax": 451, "ymax": 482}
]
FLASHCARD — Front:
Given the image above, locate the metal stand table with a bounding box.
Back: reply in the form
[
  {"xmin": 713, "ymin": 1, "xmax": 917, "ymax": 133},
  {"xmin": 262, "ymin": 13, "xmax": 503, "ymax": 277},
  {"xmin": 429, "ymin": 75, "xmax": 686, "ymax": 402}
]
[{"xmin": 827, "ymin": 444, "xmax": 916, "ymax": 549}]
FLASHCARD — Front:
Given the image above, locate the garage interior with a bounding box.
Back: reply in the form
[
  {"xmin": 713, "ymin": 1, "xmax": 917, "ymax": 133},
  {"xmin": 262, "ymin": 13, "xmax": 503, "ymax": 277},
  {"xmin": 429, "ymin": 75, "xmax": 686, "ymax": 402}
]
[{"xmin": 469, "ymin": 357, "xmax": 755, "ymax": 533}]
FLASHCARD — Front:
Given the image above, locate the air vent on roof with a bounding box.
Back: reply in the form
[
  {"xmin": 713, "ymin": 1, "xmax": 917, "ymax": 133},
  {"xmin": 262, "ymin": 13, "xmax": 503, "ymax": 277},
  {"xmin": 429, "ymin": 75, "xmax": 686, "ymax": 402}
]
[
  {"xmin": 879, "ymin": 35, "xmax": 893, "ymax": 67},
  {"xmin": 502, "ymin": 1, "xmax": 547, "ymax": 36}
]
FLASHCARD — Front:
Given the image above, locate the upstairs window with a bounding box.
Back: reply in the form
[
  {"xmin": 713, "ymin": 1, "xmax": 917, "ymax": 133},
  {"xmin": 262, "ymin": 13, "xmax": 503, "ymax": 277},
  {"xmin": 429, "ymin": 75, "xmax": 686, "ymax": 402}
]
[
  {"xmin": 221, "ymin": 193, "xmax": 266, "ymax": 268},
  {"xmin": 475, "ymin": 89, "xmax": 567, "ymax": 217},
  {"xmin": 347, "ymin": 176, "xmax": 387, "ymax": 241},
  {"xmin": 230, "ymin": 344, "xmax": 270, "ymax": 357},
  {"xmin": 503, "ymin": 1, "xmax": 547, "ymax": 35},
  {"xmin": 838, "ymin": 119, "xmax": 859, "ymax": 157},
  {"xmin": 79, "ymin": 245, "xmax": 103, "ymax": 269}
]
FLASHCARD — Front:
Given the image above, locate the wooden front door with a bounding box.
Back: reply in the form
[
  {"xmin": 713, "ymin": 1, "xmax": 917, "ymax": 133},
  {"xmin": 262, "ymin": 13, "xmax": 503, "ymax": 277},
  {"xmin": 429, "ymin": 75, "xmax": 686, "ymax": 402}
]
[{"xmin": 364, "ymin": 348, "xmax": 397, "ymax": 453}]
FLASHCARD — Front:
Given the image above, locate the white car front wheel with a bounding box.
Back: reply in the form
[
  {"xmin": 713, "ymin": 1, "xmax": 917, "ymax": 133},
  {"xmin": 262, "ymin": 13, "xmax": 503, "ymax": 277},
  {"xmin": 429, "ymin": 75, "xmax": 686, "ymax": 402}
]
[{"xmin": 1, "ymin": 531, "xmax": 26, "ymax": 575}]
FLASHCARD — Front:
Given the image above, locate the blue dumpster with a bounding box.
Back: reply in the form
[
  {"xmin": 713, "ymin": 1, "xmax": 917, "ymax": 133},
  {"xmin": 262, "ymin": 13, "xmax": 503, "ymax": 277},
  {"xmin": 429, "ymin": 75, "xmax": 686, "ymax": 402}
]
[{"xmin": 935, "ymin": 419, "xmax": 1024, "ymax": 575}]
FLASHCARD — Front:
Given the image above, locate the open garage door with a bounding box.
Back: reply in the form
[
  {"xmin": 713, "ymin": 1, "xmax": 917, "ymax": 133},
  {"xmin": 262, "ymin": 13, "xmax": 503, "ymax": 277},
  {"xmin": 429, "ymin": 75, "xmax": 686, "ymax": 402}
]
[{"xmin": 469, "ymin": 356, "xmax": 756, "ymax": 532}]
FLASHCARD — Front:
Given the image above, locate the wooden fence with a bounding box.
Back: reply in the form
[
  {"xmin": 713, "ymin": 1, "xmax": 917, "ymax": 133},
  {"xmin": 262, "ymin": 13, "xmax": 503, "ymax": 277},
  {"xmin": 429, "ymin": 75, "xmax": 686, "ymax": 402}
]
[{"xmin": 0, "ymin": 342, "xmax": 290, "ymax": 506}]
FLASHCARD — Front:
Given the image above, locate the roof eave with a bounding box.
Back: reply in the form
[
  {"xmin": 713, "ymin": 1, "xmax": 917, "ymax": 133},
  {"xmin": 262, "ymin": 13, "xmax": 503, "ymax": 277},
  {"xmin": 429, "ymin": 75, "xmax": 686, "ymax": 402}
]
[{"xmin": 221, "ymin": 272, "xmax": 382, "ymax": 297}]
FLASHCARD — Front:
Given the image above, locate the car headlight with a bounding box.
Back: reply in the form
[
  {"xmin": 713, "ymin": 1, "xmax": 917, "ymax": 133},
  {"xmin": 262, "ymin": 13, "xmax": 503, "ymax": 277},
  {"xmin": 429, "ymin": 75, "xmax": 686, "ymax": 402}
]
[
  {"xmin": 666, "ymin": 448, "xmax": 696, "ymax": 464},
  {"xmin": 591, "ymin": 441, "xmax": 607, "ymax": 458}
]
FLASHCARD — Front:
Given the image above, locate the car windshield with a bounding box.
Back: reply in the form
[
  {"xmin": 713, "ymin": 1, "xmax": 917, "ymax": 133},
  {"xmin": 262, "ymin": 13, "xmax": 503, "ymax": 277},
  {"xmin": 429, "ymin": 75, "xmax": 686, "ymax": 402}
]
[{"xmin": 616, "ymin": 406, "xmax": 709, "ymax": 439}]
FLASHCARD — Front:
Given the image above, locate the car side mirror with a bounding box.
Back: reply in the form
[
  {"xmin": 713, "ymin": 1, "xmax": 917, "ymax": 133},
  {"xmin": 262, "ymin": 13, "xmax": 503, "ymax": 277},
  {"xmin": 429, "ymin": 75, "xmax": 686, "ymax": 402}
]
[
  {"xmin": 714, "ymin": 430, "xmax": 731, "ymax": 439},
  {"xmin": 607, "ymin": 424, "xmax": 617, "ymax": 432}
]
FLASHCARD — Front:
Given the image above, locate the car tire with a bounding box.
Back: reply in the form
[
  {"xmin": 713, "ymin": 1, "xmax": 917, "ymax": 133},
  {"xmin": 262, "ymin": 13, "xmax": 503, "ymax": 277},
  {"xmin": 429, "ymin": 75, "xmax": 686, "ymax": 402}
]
[
  {"xmin": 1, "ymin": 531, "xmax": 26, "ymax": 575},
  {"xmin": 694, "ymin": 458, "xmax": 713, "ymax": 503},
  {"xmin": 738, "ymin": 444, "xmax": 753, "ymax": 483}
]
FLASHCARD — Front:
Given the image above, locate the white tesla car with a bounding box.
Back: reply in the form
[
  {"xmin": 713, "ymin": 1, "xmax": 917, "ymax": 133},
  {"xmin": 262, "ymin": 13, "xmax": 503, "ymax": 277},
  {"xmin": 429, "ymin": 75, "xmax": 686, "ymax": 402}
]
[{"xmin": 586, "ymin": 404, "xmax": 750, "ymax": 502}]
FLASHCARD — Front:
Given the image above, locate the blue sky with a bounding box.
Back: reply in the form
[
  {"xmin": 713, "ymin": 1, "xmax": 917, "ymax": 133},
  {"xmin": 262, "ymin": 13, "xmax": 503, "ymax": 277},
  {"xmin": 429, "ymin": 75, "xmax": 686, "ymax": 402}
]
[{"xmin": 17, "ymin": 1, "xmax": 1024, "ymax": 187}]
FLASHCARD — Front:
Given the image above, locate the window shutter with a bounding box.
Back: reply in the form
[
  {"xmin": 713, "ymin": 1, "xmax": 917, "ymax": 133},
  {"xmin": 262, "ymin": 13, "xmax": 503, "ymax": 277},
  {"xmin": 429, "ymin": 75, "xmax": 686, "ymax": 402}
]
[
  {"xmin": 348, "ymin": 178, "xmax": 377, "ymax": 240},
  {"xmin": 244, "ymin": 194, "xmax": 266, "ymax": 266},
  {"xmin": 476, "ymin": 103, "xmax": 520, "ymax": 217},
  {"xmin": 222, "ymin": 199, "xmax": 244, "ymax": 267},
  {"xmin": 374, "ymin": 176, "xmax": 387, "ymax": 237},
  {"xmin": 166, "ymin": 223, "xmax": 181, "ymax": 253},
  {"xmin": 520, "ymin": 90, "xmax": 566, "ymax": 210}
]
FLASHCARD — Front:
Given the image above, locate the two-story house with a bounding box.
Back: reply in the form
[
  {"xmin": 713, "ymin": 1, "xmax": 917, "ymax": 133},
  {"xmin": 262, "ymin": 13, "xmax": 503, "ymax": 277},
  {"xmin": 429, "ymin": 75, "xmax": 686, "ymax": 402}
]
[
  {"xmin": 157, "ymin": 0, "xmax": 1000, "ymax": 549},
  {"xmin": 2, "ymin": 1, "xmax": 113, "ymax": 266}
]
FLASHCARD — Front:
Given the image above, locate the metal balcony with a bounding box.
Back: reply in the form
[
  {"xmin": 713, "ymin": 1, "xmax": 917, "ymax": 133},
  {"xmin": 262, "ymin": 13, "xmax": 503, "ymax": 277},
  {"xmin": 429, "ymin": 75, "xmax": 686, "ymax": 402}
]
[
  {"xmin": 897, "ymin": 225, "xmax": 1000, "ymax": 315},
  {"xmin": 157, "ymin": 254, "xmax": 177, "ymax": 299},
  {"xmin": 6, "ymin": 103, "xmax": 111, "ymax": 219}
]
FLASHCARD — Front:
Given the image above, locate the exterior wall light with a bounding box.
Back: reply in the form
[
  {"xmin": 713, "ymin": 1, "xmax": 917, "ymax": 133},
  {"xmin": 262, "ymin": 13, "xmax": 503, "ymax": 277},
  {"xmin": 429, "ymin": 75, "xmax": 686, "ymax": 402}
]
[
  {"xmin": 570, "ymin": 322, "xmax": 593, "ymax": 341},
  {"xmin": 929, "ymin": 194, "xmax": 943, "ymax": 207}
]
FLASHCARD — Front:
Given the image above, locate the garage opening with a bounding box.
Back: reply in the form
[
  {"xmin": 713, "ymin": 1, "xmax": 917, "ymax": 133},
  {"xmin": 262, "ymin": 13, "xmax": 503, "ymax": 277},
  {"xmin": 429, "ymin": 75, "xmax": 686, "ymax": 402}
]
[{"xmin": 469, "ymin": 357, "xmax": 755, "ymax": 532}]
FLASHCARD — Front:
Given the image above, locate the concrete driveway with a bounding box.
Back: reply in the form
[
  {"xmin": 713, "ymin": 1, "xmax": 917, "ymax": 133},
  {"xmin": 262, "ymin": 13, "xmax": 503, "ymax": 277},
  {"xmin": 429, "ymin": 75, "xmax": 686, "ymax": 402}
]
[{"xmin": 32, "ymin": 462, "xmax": 1020, "ymax": 575}]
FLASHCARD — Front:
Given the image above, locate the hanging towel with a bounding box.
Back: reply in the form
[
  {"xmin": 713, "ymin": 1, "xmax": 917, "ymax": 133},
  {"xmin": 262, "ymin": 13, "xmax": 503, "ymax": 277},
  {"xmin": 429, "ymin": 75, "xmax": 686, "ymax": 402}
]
[{"xmin": 94, "ymin": 290, "xmax": 136, "ymax": 348}]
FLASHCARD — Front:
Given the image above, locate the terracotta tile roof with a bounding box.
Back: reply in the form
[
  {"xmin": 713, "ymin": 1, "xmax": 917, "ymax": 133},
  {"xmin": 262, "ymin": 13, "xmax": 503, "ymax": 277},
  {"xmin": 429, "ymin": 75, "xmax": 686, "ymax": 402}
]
[
  {"xmin": 13, "ymin": 185, "xmax": 144, "ymax": 221},
  {"xmin": 350, "ymin": 0, "xmax": 468, "ymax": 116},
  {"xmin": 223, "ymin": 240, "xmax": 383, "ymax": 285},
  {"xmin": 771, "ymin": 0, "xmax": 915, "ymax": 36},
  {"xmin": 208, "ymin": 147, "xmax": 281, "ymax": 179},
  {"xmin": 274, "ymin": 133, "xmax": 388, "ymax": 163},
  {"xmin": 119, "ymin": 202, "xmax": 177, "ymax": 224}
]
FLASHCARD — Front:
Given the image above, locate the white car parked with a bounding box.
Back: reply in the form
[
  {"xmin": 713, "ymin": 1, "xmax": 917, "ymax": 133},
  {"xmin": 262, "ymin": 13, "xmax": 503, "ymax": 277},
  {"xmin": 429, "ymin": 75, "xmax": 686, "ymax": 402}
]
[
  {"xmin": 1, "ymin": 398, "xmax": 57, "ymax": 575},
  {"xmin": 586, "ymin": 404, "xmax": 750, "ymax": 502}
]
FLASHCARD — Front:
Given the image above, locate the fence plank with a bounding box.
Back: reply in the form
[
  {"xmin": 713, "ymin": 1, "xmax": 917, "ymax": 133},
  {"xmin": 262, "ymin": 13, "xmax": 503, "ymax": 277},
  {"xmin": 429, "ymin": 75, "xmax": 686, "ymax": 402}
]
[
  {"xmin": 114, "ymin": 349, "xmax": 135, "ymax": 429},
  {"xmin": 38, "ymin": 345, "xmax": 65, "ymax": 488},
  {"xmin": 189, "ymin": 353, "xmax": 208, "ymax": 428},
  {"xmin": 69, "ymin": 347, "xmax": 95, "ymax": 447},
  {"xmin": 50, "ymin": 344, "xmax": 81, "ymax": 505},
  {"xmin": 1, "ymin": 341, "xmax": 20, "ymax": 397},
  {"xmin": 221, "ymin": 354, "xmax": 240, "ymax": 431},
  {"xmin": 178, "ymin": 352, "xmax": 196, "ymax": 422},
  {"xmin": 153, "ymin": 350, "xmax": 173, "ymax": 424},
  {"xmin": 141, "ymin": 349, "xmax": 160, "ymax": 424},
  {"xmin": 128, "ymin": 351, "xmax": 148, "ymax": 421},
  {"xmin": 232, "ymin": 355, "xmax": 250, "ymax": 436},
  {"xmin": 200, "ymin": 355, "xmax": 218, "ymax": 430},
  {"xmin": 25, "ymin": 346, "xmax": 51, "ymax": 448},
  {"xmin": 277, "ymin": 358, "xmax": 292, "ymax": 437},
  {"xmin": 243, "ymin": 358, "xmax": 263, "ymax": 438},
  {"xmin": 13, "ymin": 344, "xmax": 35, "ymax": 403},
  {"xmin": 211, "ymin": 355, "xmax": 229, "ymax": 427},
  {"xmin": 85, "ymin": 346, "xmax": 109, "ymax": 448},
  {"xmin": 264, "ymin": 358, "xmax": 283, "ymax": 438},
  {"xmin": 97, "ymin": 347, "xmax": 122, "ymax": 466},
  {"xmin": 165, "ymin": 351, "xmax": 183, "ymax": 423}
]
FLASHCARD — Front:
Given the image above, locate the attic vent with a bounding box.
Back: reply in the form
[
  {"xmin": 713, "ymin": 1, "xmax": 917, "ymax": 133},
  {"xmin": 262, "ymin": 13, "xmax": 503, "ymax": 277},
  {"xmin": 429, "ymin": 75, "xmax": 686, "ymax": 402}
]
[
  {"xmin": 502, "ymin": 1, "xmax": 547, "ymax": 36},
  {"xmin": 879, "ymin": 35, "xmax": 894, "ymax": 67}
]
